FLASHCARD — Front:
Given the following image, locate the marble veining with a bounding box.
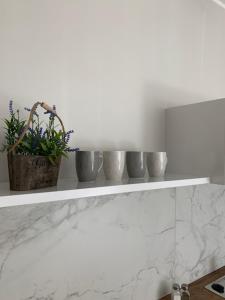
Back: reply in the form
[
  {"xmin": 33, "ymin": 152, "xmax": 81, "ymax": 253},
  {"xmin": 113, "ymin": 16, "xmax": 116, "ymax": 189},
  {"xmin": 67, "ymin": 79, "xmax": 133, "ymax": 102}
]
[
  {"xmin": 175, "ymin": 184, "xmax": 225, "ymax": 284},
  {"xmin": 0, "ymin": 189, "xmax": 176, "ymax": 300},
  {"xmin": 1, "ymin": 184, "xmax": 225, "ymax": 299}
]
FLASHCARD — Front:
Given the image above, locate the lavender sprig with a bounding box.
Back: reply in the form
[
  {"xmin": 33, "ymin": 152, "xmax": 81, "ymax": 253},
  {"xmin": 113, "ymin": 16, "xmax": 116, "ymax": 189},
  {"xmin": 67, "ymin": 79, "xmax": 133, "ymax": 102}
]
[
  {"xmin": 64, "ymin": 130, "xmax": 74, "ymax": 144},
  {"xmin": 28, "ymin": 127, "xmax": 35, "ymax": 135},
  {"xmin": 65, "ymin": 147, "xmax": 79, "ymax": 152},
  {"xmin": 24, "ymin": 107, "xmax": 39, "ymax": 117},
  {"xmin": 9, "ymin": 100, "xmax": 14, "ymax": 116},
  {"xmin": 39, "ymin": 127, "xmax": 43, "ymax": 136}
]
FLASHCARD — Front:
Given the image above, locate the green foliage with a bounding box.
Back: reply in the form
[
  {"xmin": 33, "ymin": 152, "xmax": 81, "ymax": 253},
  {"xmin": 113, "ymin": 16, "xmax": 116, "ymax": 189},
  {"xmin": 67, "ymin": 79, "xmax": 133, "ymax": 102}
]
[
  {"xmin": 2, "ymin": 101, "xmax": 78, "ymax": 164},
  {"xmin": 2, "ymin": 110, "xmax": 26, "ymax": 152}
]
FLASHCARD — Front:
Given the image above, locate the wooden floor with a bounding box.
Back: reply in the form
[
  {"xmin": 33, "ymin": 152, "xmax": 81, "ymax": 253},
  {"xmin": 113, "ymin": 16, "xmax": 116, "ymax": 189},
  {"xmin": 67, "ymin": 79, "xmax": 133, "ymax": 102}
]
[{"xmin": 160, "ymin": 267, "xmax": 225, "ymax": 300}]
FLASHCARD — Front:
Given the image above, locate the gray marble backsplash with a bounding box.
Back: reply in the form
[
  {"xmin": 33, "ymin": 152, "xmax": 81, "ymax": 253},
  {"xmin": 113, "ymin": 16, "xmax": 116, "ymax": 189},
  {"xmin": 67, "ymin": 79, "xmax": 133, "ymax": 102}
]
[{"xmin": 0, "ymin": 184, "xmax": 225, "ymax": 299}]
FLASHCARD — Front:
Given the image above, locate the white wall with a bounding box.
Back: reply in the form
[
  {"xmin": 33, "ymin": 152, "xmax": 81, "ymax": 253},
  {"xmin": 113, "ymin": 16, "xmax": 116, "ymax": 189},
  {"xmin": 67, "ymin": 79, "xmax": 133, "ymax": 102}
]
[{"xmin": 0, "ymin": 0, "xmax": 225, "ymax": 180}]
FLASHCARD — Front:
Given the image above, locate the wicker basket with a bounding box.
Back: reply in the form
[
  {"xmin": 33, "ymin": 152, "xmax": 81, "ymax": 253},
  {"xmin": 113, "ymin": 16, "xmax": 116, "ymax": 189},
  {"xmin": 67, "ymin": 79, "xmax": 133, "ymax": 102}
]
[{"xmin": 7, "ymin": 101, "xmax": 64, "ymax": 191}]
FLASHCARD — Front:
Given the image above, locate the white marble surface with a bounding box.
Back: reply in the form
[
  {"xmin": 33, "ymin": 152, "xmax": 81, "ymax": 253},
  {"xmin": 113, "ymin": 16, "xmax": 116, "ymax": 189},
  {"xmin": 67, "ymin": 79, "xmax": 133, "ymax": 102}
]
[
  {"xmin": 0, "ymin": 189, "xmax": 176, "ymax": 300},
  {"xmin": 175, "ymin": 184, "xmax": 225, "ymax": 283},
  {"xmin": 1, "ymin": 184, "xmax": 225, "ymax": 300}
]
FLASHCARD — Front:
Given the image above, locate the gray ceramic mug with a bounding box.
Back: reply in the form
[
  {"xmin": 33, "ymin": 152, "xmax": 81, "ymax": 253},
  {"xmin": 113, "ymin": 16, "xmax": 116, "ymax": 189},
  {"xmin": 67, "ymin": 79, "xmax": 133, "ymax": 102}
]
[
  {"xmin": 147, "ymin": 152, "xmax": 168, "ymax": 177},
  {"xmin": 126, "ymin": 151, "xmax": 147, "ymax": 178},
  {"xmin": 76, "ymin": 151, "xmax": 103, "ymax": 182},
  {"xmin": 103, "ymin": 151, "xmax": 125, "ymax": 181}
]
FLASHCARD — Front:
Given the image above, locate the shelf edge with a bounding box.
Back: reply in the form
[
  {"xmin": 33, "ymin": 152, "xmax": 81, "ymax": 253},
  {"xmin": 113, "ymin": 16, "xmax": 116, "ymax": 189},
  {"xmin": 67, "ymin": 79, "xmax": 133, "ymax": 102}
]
[{"xmin": 0, "ymin": 177, "xmax": 210, "ymax": 209}]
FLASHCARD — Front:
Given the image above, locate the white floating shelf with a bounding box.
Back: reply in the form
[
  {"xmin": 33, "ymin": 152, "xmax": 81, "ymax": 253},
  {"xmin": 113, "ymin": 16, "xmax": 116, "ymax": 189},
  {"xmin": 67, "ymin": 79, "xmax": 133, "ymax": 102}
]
[{"xmin": 0, "ymin": 174, "xmax": 210, "ymax": 209}]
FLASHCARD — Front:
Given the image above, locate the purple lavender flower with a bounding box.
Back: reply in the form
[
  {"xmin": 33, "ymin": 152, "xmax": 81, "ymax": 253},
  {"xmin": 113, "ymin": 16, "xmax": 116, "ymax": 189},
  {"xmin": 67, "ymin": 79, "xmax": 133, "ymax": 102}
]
[
  {"xmin": 28, "ymin": 127, "xmax": 35, "ymax": 135},
  {"xmin": 24, "ymin": 107, "xmax": 39, "ymax": 117},
  {"xmin": 67, "ymin": 130, "xmax": 74, "ymax": 134},
  {"xmin": 64, "ymin": 130, "xmax": 74, "ymax": 144},
  {"xmin": 9, "ymin": 100, "xmax": 13, "ymax": 115},
  {"xmin": 39, "ymin": 127, "xmax": 43, "ymax": 136},
  {"xmin": 65, "ymin": 147, "xmax": 79, "ymax": 152}
]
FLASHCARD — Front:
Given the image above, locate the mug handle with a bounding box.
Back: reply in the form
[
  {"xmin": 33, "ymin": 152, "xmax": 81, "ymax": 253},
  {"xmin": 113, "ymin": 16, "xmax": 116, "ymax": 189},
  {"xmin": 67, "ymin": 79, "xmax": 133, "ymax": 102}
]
[{"xmin": 98, "ymin": 152, "xmax": 103, "ymax": 173}]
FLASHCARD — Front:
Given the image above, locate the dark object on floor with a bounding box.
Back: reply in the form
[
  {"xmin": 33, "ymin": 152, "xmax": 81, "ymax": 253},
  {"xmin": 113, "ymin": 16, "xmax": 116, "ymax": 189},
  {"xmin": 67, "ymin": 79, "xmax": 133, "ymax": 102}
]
[{"xmin": 212, "ymin": 283, "xmax": 225, "ymax": 294}]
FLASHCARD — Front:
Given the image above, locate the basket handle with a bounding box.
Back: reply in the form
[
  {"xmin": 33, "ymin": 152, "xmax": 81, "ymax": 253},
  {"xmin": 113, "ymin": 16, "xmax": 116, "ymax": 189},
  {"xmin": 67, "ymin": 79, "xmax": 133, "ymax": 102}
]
[{"xmin": 8, "ymin": 101, "xmax": 66, "ymax": 154}]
